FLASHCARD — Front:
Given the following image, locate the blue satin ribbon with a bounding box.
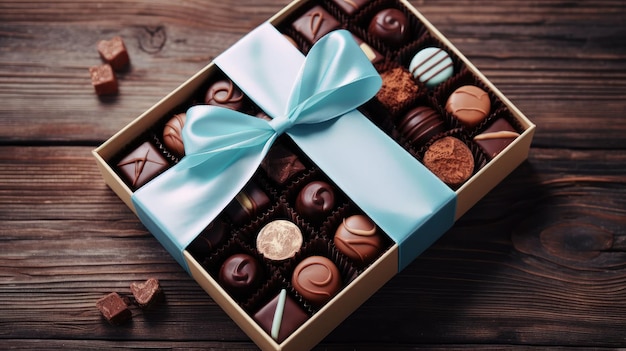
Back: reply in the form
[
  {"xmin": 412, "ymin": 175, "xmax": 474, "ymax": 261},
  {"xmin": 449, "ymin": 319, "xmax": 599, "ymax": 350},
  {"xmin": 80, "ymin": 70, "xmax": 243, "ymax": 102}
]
[{"xmin": 132, "ymin": 22, "xmax": 456, "ymax": 273}]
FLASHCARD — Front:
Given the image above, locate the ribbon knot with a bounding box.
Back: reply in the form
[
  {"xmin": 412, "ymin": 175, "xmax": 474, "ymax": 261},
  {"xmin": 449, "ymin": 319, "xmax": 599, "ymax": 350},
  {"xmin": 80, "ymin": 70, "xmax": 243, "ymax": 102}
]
[{"xmin": 269, "ymin": 115, "xmax": 293, "ymax": 135}]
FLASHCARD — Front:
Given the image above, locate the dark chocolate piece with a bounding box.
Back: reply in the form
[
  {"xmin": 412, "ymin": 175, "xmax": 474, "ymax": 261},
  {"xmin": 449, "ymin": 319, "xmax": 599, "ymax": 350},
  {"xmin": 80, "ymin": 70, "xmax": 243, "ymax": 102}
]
[
  {"xmin": 224, "ymin": 182, "xmax": 270, "ymax": 224},
  {"xmin": 331, "ymin": 0, "xmax": 369, "ymax": 15},
  {"xmin": 205, "ymin": 79, "xmax": 245, "ymax": 111},
  {"xmin": 376, "ymin": 67, "xmax": 419, "ymax": 110},
  {"xmin": 292, "ymin": 5, "xmax": 340, "ymax": 44},
  {"xmin": 130, "ymin": 278, "xmax": 163, "ymax": 309},
  {"xmin": 445, "ymin": 85, "xmax": 491, "ymax": 128},
  {"xmin": 89, "ymin": 64, "xmax": 118, "ymax": 96},
  {"xmin": 473, "ymin": 118, "xmax": 520, "ymax": 159},
  {"xmin": 423, "ymin": 136, "xmax": 474, "ymax": 187},
  {"xmin": 162, "ymin": 112, "xmax": 186, "ymax": 158},
  {"xmin": 295, "ymin": 181, "xmax": 335, "ymax": 222},
  {"xmin": 397, "ymin": 106, "xmax": 446, "ymax": 147},
  {"xmin": 256, "ymin": 220, "xmax": 303, "ymax": 261},
  {"xmin": 253, "ymin": 289, "xmax": 309, "ymax": 343},
  {"xmin": 218, "ymin": 253, "xmax": 263, "ymax": 297},
  {"xmin": 368, "ymin": 8, "xmax": 409, "ymax": 47},
  {"xmin": 260, "ymin": 143, "xmax": 306, "ymax": 184},
  {"xmin": 186, "ymin": 220, "xmax": 229, "ymax": 258},
  {"xmin": 292, "ymin": 256, "xmax": 341, "ymax": 306},
  {"xmin": 352, "ymin": 35, "xmax": 384, "ymax": 64},
  {"xmin": 334, "ymin": 214, "xmax": 382, "ymax": 265},
  {"xmin": 117, "ymin": 141, "xmax": 169, "ymax": 188},
  {"xmin": 97, "ymin": 36, "xmax": 130, "ymax": 72},
  {"xmin": 96, "ymin": 292, "xmax": 131, "ymax": 325}
]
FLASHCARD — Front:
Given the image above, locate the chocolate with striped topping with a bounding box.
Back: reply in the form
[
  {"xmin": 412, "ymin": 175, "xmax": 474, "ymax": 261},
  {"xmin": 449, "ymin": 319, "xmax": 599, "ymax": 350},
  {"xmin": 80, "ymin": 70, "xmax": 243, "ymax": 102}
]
[{"xmin": 409, "ymin": 47, "xmax": 454, "ymax": 87}]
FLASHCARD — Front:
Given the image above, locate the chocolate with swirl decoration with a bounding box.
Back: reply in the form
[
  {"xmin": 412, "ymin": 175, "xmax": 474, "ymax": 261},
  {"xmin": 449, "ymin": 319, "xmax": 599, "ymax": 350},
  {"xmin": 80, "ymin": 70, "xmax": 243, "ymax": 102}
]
[
  {"xmin": 204, "ymin": 79, "xmax": 245, "ymax": 111},
  {"xmin": 291, "ymin": 256, "xmax": 341, "ymax": 306},
  {"xmin": 162, "ymin": 112, "xmax": 186, "ymax": 158},
  {"xmin": 368, "ymin": 8, "xmax": 409, "ymax": 47},
  {"xmin": 445, "ymin": 85, "xmax": 491, "ymax": 127},
  {"xmin": 218, "ymin": 253, "xmax": 263, "ymax": 297},
  {"xmin": 295, "ymin": 181, "xmax": 336, "ymax": 222},
  {"xmin": 333, "ymin": 214, "xmax": 382, "ymax": 265},
  {"xmin": 292, "ymin": 5, "xmax": 340, "ymax": 44}
]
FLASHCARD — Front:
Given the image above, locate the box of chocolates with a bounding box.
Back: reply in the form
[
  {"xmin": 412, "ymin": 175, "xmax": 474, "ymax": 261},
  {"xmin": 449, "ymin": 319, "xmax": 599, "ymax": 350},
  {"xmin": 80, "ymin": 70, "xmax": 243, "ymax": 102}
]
[{"xmin": 93, "ymin": 0, "xmax": 535, "ymax": 350}]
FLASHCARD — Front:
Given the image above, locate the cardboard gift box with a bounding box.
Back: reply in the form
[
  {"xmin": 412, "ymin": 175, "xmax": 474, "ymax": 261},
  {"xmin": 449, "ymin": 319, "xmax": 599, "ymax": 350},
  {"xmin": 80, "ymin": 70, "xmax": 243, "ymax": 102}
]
[{"xmin": 93, "ymin": 0, "xmax": 535, "ymax": 350}]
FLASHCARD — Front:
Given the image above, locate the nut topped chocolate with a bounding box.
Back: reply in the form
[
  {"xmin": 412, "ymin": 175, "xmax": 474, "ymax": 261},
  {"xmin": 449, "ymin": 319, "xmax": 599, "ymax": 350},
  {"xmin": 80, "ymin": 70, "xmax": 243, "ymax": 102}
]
[
  {"xmin": 205, "ymin": 79, "xmax": 245, "ymax": 111},
  {"xmin": 162, "ymin": 112, "xmax": 186, "ymax": 158},
  {"xmin": 368, "ymin": 8, "xmax": 409, "ymax": 47},
  {"xmin": 292, "ymin": 256, "xmax": 341, "ymax": 306},
  {"xmin": 334, "ymin": 214, "xmax": 383, "ymax": 265},
  {"xmin": 292, "ymin": 5, "xmax": 340, "ymax": 44},
  {"xmin": 295, "ymin": 181, "xmax": 336, "ymax": 222}
]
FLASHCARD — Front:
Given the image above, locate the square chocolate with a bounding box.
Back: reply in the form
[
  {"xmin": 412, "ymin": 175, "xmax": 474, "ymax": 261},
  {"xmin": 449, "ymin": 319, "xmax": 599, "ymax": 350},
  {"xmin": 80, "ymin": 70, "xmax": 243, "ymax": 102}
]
[
  {"xmin": 292, "ymin": 5, "xmax": 341, "ymax": 44},
  {"xmin": 96, "ymin": 292, "xmax": 131, "ymax": 325},
  {"xmin": 116, "ymin": 141, "xmax": 169, "ymax": 188},
  {"xmin": 331, "ymin": 0, "xmax": 369, "ymax": 15},
  {"xmin": 253, "ymin": 289, "xmax": 309, "ymax": 343},
  {"xmin": 473, "ymin": 118, "xmax": 520, "ymax": 159},
  {"xmin": 89, "ymin": 64, "xmax": 118, "ymax": 96},
  {"xmin": 97, "ymin": 36, "xmax": 130, "ymax": 71}
]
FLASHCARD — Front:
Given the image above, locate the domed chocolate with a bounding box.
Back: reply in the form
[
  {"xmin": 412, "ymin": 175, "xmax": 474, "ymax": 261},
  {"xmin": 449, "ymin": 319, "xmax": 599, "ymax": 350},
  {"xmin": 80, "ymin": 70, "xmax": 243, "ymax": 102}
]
[
  {"xmin": 368, "ymin": 9, "xmax": 409, "ymax": 47},
  {"xmin": 445, "ymin": 85, "xmax": 491, "ymax": 127},
  {"xmin": 295, "ymin": 181, "xmax": 335, "ymax": 222},
  {"xmin": 186, "ymin": 220, "xmax": 229, "ymax": 258},
  {"xmin": 256, "ymin": 220, "xmax": 303, "ymax": 261},
  {"xmin": 218, "ymin": 253, "xmax": 263, "ymax": 297},
  {"xmin": 423, "ymin": 136, "xmax": 474, "ymax": 187},
  {"xmin": 409, "ymin": 47, "xmax": 454, "ymax": 87},
  {"xmin": 205, "ymin": 79, "xmax": 245, "ymax": 111},
  {"xmin": 397, "ymin": 106, "xmax": 446, "ymax": 147},
  {"xmin": 292, "ymin": 256, "xmax": 341, "ymax": 306},
  {"xmin": 162, "ymin": 112, "xmax": 186, "ymax": 158},
  {"xmin": 334, "ymin": 215, "xmax": 382, "ymax": 265}
]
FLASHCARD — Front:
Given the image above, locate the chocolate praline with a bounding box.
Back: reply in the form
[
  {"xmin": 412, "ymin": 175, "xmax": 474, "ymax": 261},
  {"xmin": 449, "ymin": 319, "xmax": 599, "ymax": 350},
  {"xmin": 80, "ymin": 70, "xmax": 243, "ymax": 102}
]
[
  {"xmin": 445, "ymin": 85, "xmax": 491, "ymax": 128},
  {"xmin": 162, "ymin": 112, "xmax": 186, "ymax": 158},
  {"xmin": 368, "ymin": 8, "xmax": 409, "ymax": 47},
  {"xmin": 224, "ymin": 182, "xmax": 270, "ymax": 224},
  {"xmin": 473, "ymin": 118, "xmax": 520, "ymax": 159},
  {"xmin": 292, "ymin": 256, "xmax": 341, "ymax": 306},
  {"xmin": 423, "ymin": 136, "xmax": 474, "ymax": 187},
  {"xmin": 397, "ymin": 106, "xmax": 446, "ymax": 147},
  {"xmin": 116, "ymin": 141, "xmax": 169, "ymax": 188},
  {"xmin": 295, "ymin": 181, "xmax": 335, "ymax": 222},
  {"xmin": 376, "ymin": 67, "xmax": 419, "ymax": 110},
  {"xmin": 331, "ymin": 0, "xmax": 369, "ymax": 15},
  {"xmin": 260, "ymin": 143, "xmax": 306, "ymax": 184},
  {"xmin": 186, "ymin": 220, "xmax": 229, "ymax": 258},
  {"xmin": 409, "ymin": 47, "xmax": 454, "ymax": 87},
  {"xmin": 292, "ymin": 5, "xmax": 340, "ymax": 44},
  {"xmin": 253, "ymin": 289, "xmax": 309, "ymax": 343},
  {"xmin": 205, "ymin": 79, "xmax": 245, "ymax": 111},
  {"xmin": 334, "ymin": 214, "xmax": 382, "ymax": 265},
  {"xmin": 219, "ymin": 253, "xmax": 263, "ymax": 297},
  {"xmin": 256, "ymin": 220, "xmax": 303, "ymax": 261}
]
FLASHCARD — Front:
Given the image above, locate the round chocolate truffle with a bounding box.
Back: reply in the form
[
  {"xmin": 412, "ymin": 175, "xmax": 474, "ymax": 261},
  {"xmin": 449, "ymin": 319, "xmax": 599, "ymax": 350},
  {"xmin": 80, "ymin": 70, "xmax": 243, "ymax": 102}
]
[
  {"xmin": 186, "ymin": 220, "xmax": 229, "ymax": 258},
  {"xmin": 409, "ymin": 47, "xmax": 454, "ymax": 87},
  {"xmin": 423, "ymin": 136, "xmax": 474, "ymax": 187},
  {"xmin": 292, "ymin": 256, "xmax": 341, "ymax": 306},
  {"xmin": 205, "ymin": 79, "xmax": 245, "ymax": 111},
  {"xmin": 295, "ymin": 181, "xmax": 335, "ymax": 222},
  {"xmin": 368, "ymin": 8, "xmax": 409, "ymax": 47},
  {"xmin": 219, "ymin": 253, "xmax": 263, "ymax": 297},
  {"xmin": 398, "ymin": 106, "xmax": 446, "ymax": 147},
  {"xmin": 445, "ymin": 85, "xmax": 491, "ymax": 127},
  {"xmin": 256, "ymin": 220, "xmax": 303, "ymax": 261},
  {"xmin": 162, "ymin": 112, "xmax": 186, "ymax": 157},
  {"xmin": 334, "ymin": 215, "xmax": 382, "ymax": 265}
]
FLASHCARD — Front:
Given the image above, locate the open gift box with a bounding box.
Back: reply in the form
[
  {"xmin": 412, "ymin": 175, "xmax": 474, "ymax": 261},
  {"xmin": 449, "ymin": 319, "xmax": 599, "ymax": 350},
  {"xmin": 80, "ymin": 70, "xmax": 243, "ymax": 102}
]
[{"xmin": 93, "ymin": 0, "xmax": 535, "ymax": 350}]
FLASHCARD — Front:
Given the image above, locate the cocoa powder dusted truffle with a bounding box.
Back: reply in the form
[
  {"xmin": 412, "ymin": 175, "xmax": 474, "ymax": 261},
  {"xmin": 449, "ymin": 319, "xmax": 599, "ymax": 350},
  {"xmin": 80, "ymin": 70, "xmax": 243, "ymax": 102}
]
[
  {"xmin": 162, "ymin": 112, "xmax": 186, "ymax": 158},
  {"xmin": 423, "ymin": 136, "xmax": 474, "ymax": 187},
  {"xmin": 376, "ymin": 67, "xmax": 419, "ymax": 110},
  {"xmin": 334, "ymin": 215, "xmax": 383, "ymax": 265},
  {"xmin": 292, "ymin": 256, "xmax": 341, "ymax": 306}
]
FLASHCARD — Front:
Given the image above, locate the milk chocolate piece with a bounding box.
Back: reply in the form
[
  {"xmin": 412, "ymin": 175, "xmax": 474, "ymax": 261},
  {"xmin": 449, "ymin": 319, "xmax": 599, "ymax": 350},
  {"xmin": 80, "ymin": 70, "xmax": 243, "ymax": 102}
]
[
  {"xmin": 292, "ymin": 256, "xmax": 342, "ymax": 306},
  {"xmin": 97, "ymin": 36, "xmax": 130, "ymax": 71},
  {"xmin": 96, "ymin": 292, "xmax": 131, "ymax": 325},
  {"xmin": 473, "ymin": 118, "xmax": 520, "ymax": 159},
  {"xmin": 130, "ymin": 278, "xmax": 163, "ymax": 309},
  {"xmin": 89, "ymin": 64, "xmax": 118, "ymax": 96},
  {"xmin": 398, "ymin": 106, "xmax": 446, "ymax": 147},
  {"xmin": 253, "ymin": 289, "xmax": 309, "ymax": 343},
  {"xmin": 334, "ymin": 215, "xmax": 383, "ymax": 265},
  {"xmin": 368, "ymin": 8, "xmax": 409, "ymax": 47},
  {"xmin": 292, "ymin": 5, "xmax": 340, "ymax": 44},
  {"xmin": 205, "ymin": 79, "xmax": 245, "ymax": 111},
  {"xmin": 224, "ymin": 182, "xmax": 270, "ymax": 224},
  {"xmin": 162, "ymin": 113, "xmax": 186, "ymax": 158},
  {"xmin": 260, "ymin": 143, "xmax": 306, "ymax": 184},
  {"xmin": 423, "ymin": 136, "xmax": 474, "ymax": 187},
  {"xmin": 376, "ymin": 67, "xmax": 419, "ymax": 110},
  {"xmin": 332, "ymin": 0, "xmax": 369, "ymax": 15},
  {"xmin": 295, "ymin": 181, "xmax": 335, "ymax": 222},
  {"xmin": 117, "ymin": 141, "xmax": 169, "ymax": 188},
  {"xmin": 218, "ymin": 253, "xmax": 263, "ymax": 297},
  {"xmin": 256, "ymin": 220, "xmax": 303, "ymax": 261},
  {"xmin": 186, "ymin": 220, "xmax": 229, "ymax": 258},
  {"xmin": 446, "ymin": 85, "xmax": 491, "ymax": 127}
]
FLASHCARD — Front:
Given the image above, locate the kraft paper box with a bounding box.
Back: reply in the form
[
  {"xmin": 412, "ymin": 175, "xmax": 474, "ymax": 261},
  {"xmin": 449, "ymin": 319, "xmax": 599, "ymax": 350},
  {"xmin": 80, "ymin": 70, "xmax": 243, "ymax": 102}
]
[{"xmin": 93, "ymin": 0, "xmax": 536, "ymax": 350}]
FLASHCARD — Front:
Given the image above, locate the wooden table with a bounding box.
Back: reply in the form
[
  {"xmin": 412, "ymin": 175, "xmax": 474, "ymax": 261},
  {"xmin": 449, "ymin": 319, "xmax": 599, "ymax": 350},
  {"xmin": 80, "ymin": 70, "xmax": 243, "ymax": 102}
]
[{"xmin": 2, "ymin": 1, "xmax": 625, "ymax": 349}]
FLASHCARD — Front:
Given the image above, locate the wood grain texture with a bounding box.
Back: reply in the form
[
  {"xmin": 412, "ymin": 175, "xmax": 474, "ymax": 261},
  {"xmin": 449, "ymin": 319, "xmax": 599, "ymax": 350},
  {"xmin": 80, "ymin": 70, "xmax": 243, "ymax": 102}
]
[{"xmin": 1, "ymin": 0, "xmax": 625, "ymax": 350}]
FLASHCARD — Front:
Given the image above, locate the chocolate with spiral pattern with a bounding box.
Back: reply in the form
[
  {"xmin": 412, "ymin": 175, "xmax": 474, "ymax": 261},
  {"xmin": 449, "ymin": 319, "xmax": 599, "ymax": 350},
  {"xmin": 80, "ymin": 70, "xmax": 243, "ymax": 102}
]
[{"xmin": 292, "ymin": 256, "xmax": 341, "ymax": 306}]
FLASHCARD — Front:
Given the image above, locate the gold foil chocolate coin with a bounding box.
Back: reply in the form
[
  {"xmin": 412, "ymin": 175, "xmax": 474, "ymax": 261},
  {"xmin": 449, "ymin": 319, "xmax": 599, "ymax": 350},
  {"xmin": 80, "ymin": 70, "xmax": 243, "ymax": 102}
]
[{"xmin": 256, "ymin": 220, "xmax": 303, "ymax": 261}]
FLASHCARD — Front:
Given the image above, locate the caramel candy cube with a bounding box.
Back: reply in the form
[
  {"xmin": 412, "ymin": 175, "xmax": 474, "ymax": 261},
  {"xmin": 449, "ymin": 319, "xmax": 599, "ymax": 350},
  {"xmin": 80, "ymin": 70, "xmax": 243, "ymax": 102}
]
[
  {"xmin": 97, "ymin": 36, "xmax": 130, "ymax": 71},
  {"xmin": 96, "ymin": 292, "xmax": 131, "ymax": 325},
  {"xmin": 89, "ymin": 64, "xmax": 118, "ymax": 95}
]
